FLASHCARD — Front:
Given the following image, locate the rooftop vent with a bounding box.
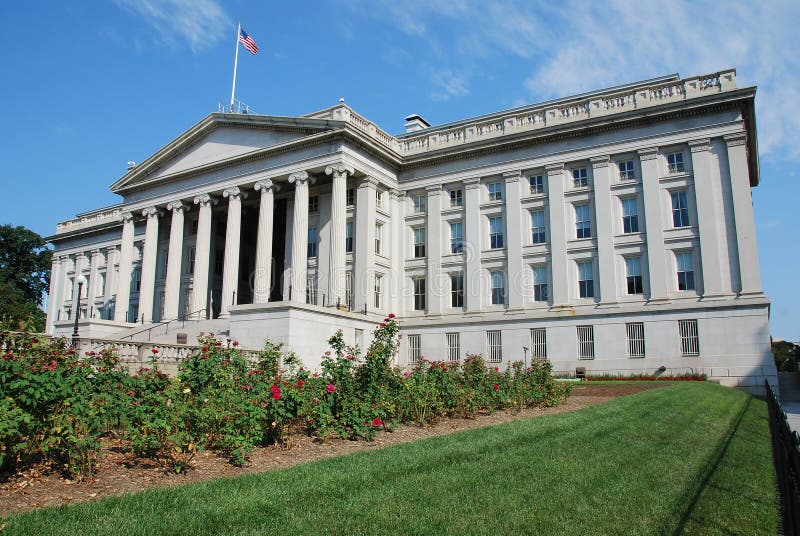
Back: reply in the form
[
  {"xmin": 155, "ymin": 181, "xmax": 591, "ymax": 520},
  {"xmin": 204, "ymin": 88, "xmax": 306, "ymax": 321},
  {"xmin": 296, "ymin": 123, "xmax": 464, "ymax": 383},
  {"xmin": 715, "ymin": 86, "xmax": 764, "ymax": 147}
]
[{"xmin": 404, "ymin": 114, "xmax": 430, "ymax": 133}]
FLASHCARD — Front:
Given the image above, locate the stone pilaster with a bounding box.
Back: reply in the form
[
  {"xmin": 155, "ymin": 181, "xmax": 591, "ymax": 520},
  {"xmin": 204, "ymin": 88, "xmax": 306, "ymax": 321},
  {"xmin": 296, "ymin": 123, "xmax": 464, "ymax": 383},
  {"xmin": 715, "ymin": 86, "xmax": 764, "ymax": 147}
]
[
  {"xmin": 253, "ymin": 180, "xmax": 278, "ymax": 303},
  {"xmin": 45, "ymin": 255, "xmax": 63, "ymax": 333},
  {"xmin": 638, "ymin": 148, "xmax": 668, "ymax": 302},
  {"xmin": 138, "ymin": 207, "xmax": 162, "ymax": 323},
  {"xmin": 426, "ymin": 184, "xmax": 444, "ymax": 316},
  {"xmin": 192, "ymin": 194, "xmax": 216, "ymax": 318},
  {"xmin": 591, "ymin": 156, "xmax": 618, "ymax": 305},
  {"xmin": 114, "ymin": 212, "xmax": 136, "ymax": 322},
  {"xmin": 545, "ymin": 164, "xmax": 569, "ymax": 307},
  {"xmin": 325, "ymin": 164, "xmax": 353, "ymax": 307},
  {"xmin": 354, "ymin": 177, "xmax": 377, "ymax": 310},
  {"xmin": 162, "ymin": 200, "xmax": 187, "ymax": 321},
  {"xmin": 503, "ymin": 171, "xmax": 524, "ymax": 310},
  {"xmin": 104, "ymin": 247, "xmax": 119, "ymax": 319},
  {"xmin": 463, "ymin": 177, "xmax": 483, "ymax": 313},
  {"xmin": 689, "ymin": 139, "xmax": 726, "ymax": 297},
  {"xmin": 289, "ymin": 172, "xmax": 312, "ymax": 303},
  {"xmin": 87, "ymin": 249, "xmax": 102, "ymax": 318},
  {"xmin": 220, "ymin": 187, "xmax": 246, "ymax": 318}
]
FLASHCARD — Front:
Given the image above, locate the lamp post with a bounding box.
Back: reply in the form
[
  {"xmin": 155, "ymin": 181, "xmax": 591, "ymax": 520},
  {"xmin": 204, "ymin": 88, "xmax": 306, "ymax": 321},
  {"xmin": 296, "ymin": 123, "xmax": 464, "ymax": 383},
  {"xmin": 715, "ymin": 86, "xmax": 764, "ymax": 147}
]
[{"xmin": 71, "ymin": 274, "xmax": 87, "ymax": 347}]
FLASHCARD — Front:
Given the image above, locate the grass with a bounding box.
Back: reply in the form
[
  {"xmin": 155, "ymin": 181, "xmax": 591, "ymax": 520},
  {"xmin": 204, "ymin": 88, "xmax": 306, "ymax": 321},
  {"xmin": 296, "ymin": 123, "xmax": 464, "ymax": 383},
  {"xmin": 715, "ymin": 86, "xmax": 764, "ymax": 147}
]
[{"xmin": 2, "ymin": 383, "xmax": 778, "ymax": 535}]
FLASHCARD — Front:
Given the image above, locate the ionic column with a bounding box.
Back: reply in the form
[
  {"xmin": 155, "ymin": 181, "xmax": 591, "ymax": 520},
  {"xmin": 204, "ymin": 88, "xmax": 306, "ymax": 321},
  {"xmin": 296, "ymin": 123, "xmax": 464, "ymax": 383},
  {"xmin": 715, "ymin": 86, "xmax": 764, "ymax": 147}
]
[
  {"xmin": 105, "ymin": 247, "xmax": 119, "ymax": 318},
  {"xmin": 463, "ymin": 178, "xmax": 482, "ymax": 313},
  {"xmin": 325, "ymin": 164, "xmax": 353, "ymax": 307},
  {"xmin": 545, "ymin": 164, "xmax": 569, "ymax": 307},
  {"xmin": 639, "ymin": 148, "xmax": 668, "ymax": 302},
  {"xmin": 71, "ymin": 253, "xmax": 86, "ymax": 319},
  {"xmin": 725, "ymin": 133, "xmax": 762, "ymax": 296},
  {"xmin": 192, "ymin": 194, "xmax": 216, "ymax": 318},
  {"xmin": 288, "ymin": 172, "xmax": 313, "ymax": 303},
  {"xmin": 138, "ymin": 207, "xmax": 162, "ymax": 323},
  {"xmin": 426, "ymin": 184, "xmax": 444, "ymax": 316},
  {"xmin": 162, "ymin": 200, "xmax": 187, "ymax": 321},
  {"xmin": 503, "ymin": 172, "xmax": 525, "ymax": 310},
  {"xmin": 354, "ymin": 177, "xmax": 377, "ymax": 310},
  {"xmin": 87, "ymin": 249, "xmax": 102, "ymax": 318},
  {"xmin": 114, "ymin": 212, "xmax": 136, "ymax": 322},
  {"xmin": 591, "ymin": 156, "xmax": 618, "ymax": 305},
  {"xmin": 253, "ymin": 179, "xmax": 279, "ymax": 303},
  {"xmin": 219, "ymin": 186, "xmax": 246, "ymax": 318},
  {"xmin": 45, "ymin": 255, "xmax": 64, "ymax": 333},
  {"xmin": 689, "ymin": 139, "xmax": 726, "ymax": 297}
]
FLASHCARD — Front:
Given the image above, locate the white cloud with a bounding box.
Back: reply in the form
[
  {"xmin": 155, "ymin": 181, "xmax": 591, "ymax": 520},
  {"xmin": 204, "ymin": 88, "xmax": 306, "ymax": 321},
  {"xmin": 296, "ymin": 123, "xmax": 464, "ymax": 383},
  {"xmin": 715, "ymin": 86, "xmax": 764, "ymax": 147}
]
[
  {"xmin": 114, "ymin": 0, "xmax": 231, "ymax": 53},
  {"xmin": 429, "ymin": 69, "xmax": 470, "ymax": 101}
]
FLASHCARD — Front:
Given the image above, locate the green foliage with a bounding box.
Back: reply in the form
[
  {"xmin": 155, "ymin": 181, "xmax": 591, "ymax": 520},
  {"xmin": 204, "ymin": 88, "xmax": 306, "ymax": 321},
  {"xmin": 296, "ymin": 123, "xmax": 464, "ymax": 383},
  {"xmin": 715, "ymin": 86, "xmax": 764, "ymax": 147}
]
[
  {"xmin": 773, "ymin": 339, "xmax": 800, "ymax": 372},
  {"xmin": 0, "ymin": 224, "xmax": 51, "ymax": 332}
]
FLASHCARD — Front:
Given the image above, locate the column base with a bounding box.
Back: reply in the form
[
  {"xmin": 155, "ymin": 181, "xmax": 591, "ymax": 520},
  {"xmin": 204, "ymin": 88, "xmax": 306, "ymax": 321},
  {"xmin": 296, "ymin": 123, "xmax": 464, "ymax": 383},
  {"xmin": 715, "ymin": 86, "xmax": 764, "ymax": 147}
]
[{"xmin": 737, "ymin": 290, "xmax": 765, "ymax": 299}]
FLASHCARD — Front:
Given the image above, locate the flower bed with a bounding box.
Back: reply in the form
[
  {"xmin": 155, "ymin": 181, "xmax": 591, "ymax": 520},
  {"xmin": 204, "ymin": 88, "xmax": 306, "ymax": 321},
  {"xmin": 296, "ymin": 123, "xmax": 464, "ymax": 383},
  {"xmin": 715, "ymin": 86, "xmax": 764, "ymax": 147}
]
[{"xmin": 0, "ymin": 317, "xmax": 570, "ymax": 477}]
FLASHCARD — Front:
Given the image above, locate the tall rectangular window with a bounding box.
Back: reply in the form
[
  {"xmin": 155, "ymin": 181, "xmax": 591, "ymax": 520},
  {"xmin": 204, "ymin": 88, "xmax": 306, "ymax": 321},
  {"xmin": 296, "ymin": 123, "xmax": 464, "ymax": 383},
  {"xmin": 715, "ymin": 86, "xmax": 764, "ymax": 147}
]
[
  {"xmin": 491, "ymin": 271, "xmax": 505, "ymax": 305},
  {"xmin": 671, "ymin": 191, "xmax": 690, "ymax": 227},
  {"xmin": 307, "ymin": 227, "xmax": 318, "ymax": 258},
  {"xmin": 489, "ymin": 216, "xmax": 504, "ymax": 249},
  {"xmin": 186, "ymin": 247, "xmax": 196, "ymax": 275},
  {"xmin": 679, "ymin": 319, "xmax": 699, "ymax": 356},
  {"xmin": 450, "ymin": 273, "xmax": 464, "ymax": 308},
  {"xmin": 618, "ymin": 160, "xmax": 635, "ymax": 180},
  {"xmin": 488, "ymin": 182, "xmax": 503, "ymax": 201},
  {"xmin": 413, "ymin": 227, "xmax": 426, "ymax": 258},
  {"xmin": 626, "ymin": 322, "xmax": 645, "ymax": 358},
  {"xmin": 306, "ymin": 273, "xmax": 317, "ymax": 305},
  {"xmin": 578, "ymin": 261, "xmax": 594, "ymax": 298},
  {"xmin": 530, "ymin": 328, "xmax": 547, "ymax": 358},
  {"xmin": 626, "ymin": 256, "xmax": 643, "ymax": 295},
  {"xmin": 676, "ymin": 252, "xmax": 695, "ymax": 291},
  {"xmin": 450, "ymin": 222, "xmax": 464, "ymax": 254},
  {"xmin": 573, "ymin": 167, "xmax": 588, "ymax": 188},
  {"xmin": 531, "ymin": 210, "xmax": 546, "ymax": 244},
  {"xmin": 413, "ymin": 277, "xmax": 426, "ymax": 311},
  {"xmin": 345, "ymin": 222, "xmax": 353, "ymax": 253},
  {"xmin": 577, "ymin": 326, "xmax": 595, "ymax": 359},
  {"xmin": 308, "ymin": 195, "xmax": 319, "ymax": 213},
  {"xmin": 529, "ymin": 175, "xmax": 544, "ymax": 194},
  {"xmin": 345, "ymin": 271, "xmax": 353, "ymax": 309},
  {"xmin": 533, "ymin": 266, "xmax": 548, "ymax": 302},
  {"xmin": 487, "ymin": 331, "xmax": 502, "ymax": 363},
  {"xmin": 374, "ymin": 274, "xmax": 382, "ymax": 309},
  {"xmin": 346, "ymin": 188, "xmax": 355, "ymax": 207},
  {"xmin": 408, "ymin": 334, "xmax": 421, "ymax": 363},
  {"xmin": 575, "ymin": 204, "xmax": 591, "ymax": 239},
  {"xmin": 375, "ymin": 223, "xmax": 383, "ymax": 255},
  {"xmin": 446, "ymin": 333, "xmax": 460, "ymax": 361},
  {"xmin": 621, "ymin": 198, "xmax": 639, "ymax": 233},
  {"xmin": 667, "ymin": 152, "xmax": 685, "ymax": 173},
  {"xmin": 375, "ymin": 189, "xmax": 383, "ymax": 208},
  {"xmin": 412, "ymin": 194, "xmax": 427, "ymax": 214},
  {"xmin": 450, "ymin": 189, "xmax": 463, "ymax": 207}
]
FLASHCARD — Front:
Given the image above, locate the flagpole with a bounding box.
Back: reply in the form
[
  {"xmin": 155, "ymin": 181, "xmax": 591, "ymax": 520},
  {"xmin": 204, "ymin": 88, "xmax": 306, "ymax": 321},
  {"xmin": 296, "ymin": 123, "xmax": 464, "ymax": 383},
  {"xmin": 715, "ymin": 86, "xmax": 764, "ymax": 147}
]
[{"xmin": 229, "ymin": 22, "xmax": 241, "ymax": 112}]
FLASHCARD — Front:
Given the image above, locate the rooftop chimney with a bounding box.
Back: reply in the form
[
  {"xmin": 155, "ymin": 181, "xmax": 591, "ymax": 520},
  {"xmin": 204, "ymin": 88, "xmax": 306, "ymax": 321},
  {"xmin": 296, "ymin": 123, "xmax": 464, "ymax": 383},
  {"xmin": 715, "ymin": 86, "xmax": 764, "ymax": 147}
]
[{"xmin": 404, "ymin": 114, "xmax": 430, "ymax": 133}]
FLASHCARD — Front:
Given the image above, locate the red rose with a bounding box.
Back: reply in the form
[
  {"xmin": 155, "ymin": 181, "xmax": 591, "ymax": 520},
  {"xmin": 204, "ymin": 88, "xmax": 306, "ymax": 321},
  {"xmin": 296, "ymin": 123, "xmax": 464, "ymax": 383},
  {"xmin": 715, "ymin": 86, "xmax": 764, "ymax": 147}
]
[
  {"xmin": 372, "ymin": 418, "xmax": 383, "ymax": 427},
  {"xmin": 379, "ymin": 322, "xmax": 387, "ymax": 328},
  {"xmin": 297, "ymin": 380, "xmax": 305, "ymax": 388},
  {"xmin": 151, "ymin": 348, "xmax": 159, "ymax": 354},
  {"xmin": 493, "ymin": 384, "xmax": 500, "ymax": 390},
  {"xmin": 388, "ymin": 313, "xmax": 395, "ymax": 319},
  {"xmin": 326, "ymin": 384, "xmax": 336, "ymax": 393},
  {"xmin": 233, "ymin": 341, "xmax": 239, "ymax": 347},
  {"xmin": 494, "ymin": 367, "xmax": 499, "ymax": 372},
  {"xmin": 271, "ymin": 388, "xmax": 281, "ymax": 401},
  {"xmin": 202, "ymin": 346, "xmax": 209, "ymax": 352}
]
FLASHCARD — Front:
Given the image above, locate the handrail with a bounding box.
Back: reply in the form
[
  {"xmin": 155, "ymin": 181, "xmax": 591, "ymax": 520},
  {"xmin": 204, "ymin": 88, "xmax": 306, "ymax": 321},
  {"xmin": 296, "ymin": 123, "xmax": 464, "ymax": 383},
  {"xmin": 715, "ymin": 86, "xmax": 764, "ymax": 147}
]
[{"xmin": 121, "ymin": 308, "xmax": 208, "ymax": 341}]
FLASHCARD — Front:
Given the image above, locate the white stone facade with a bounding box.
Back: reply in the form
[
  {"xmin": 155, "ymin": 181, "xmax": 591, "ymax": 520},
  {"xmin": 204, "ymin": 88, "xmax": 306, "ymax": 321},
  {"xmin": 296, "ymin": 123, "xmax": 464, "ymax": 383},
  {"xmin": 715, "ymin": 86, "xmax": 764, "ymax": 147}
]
[{"xmin": 47, "ymin": 69, "xmax": 776, "ymax": 393}]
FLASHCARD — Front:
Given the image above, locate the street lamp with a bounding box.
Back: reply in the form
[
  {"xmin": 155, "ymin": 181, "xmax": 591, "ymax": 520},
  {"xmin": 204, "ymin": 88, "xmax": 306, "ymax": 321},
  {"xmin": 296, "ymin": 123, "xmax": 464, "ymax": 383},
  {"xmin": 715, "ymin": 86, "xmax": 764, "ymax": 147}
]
[{"xmin": 72, "ymin": 274, "xmax": 87, "ymax": 346}]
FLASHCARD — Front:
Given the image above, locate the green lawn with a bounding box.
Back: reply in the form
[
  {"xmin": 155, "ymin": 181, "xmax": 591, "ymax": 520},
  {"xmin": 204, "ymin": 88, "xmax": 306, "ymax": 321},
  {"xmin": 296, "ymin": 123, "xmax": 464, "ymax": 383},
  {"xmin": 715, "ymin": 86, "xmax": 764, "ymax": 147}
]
[{"xmin": 2, "ymin": 383, "xmax": 778, "ymax": 535}]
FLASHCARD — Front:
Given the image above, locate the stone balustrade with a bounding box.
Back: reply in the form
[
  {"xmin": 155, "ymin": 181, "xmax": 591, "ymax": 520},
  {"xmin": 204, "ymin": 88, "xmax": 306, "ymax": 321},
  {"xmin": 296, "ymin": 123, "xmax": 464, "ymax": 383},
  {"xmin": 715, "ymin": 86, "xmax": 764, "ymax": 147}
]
[{"xmin": 56, "ymin": 206, "xmax": 123, "ymax": 234}]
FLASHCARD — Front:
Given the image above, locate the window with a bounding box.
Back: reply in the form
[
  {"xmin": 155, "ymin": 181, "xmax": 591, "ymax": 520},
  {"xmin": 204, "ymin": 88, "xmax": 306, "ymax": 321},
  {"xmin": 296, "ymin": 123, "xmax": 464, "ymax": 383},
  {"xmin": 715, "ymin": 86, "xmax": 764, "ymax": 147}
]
[
  {"xmin": 345, "ymin": 222, "xmax": 353, "ymax": 253},
  {"xmin": 413, "ymin": 227, "xmax": 426, "ymax": 258},
  {"xmin": 186, "ymin": 247, "xmax": 196, "ymax": 275},
  {"xmin": 531, "ymin": 210, "xmax": 546, "ymax": 244},
  {"xmin": 308, "ymin": 195, "xmax": 319, "ymax": 213},
  {"xmin": 307, "ymin": 227, "xmax": 318, "ymax": 258},
  {"xmin": 578, "ymin": 261, "xmax": 594, "ymax": 298},
  {"xmin": 577, "ymin": 326, "xmax": 595, "ymax": 359},
  {"xmin": 671, "ymin": 191, "xmax": 690, "ymax": 228},
  {"xmin": 374, "ymin": 274, "xmax": 382, "ymax": 309},
  {"xmin": 676, "ymin": 252, "xmax": 695, "ymax": 291},
  {"xmin": 573, "ymin": 167, "xmax": 588, "ymax": 188},
  {"xmin": 679, "ymin": 319, "xmax": 699, "ymax": 356},
  {"xmin": 412, "ymin": 194, "xmax": 427, "ymax": 214},
  {"xmin": 451, "ymin": 274, "xmax": 464, "ymax": 308},
  {"xmin": 446, "ymin": 333, "xmax": 460, "ymax": 362},
  {"xmin": 667, "ymin": 152, "xmax": 685, "ymax": 173},
  {"xmin": 626, "ymin": 257, "xmax": 643, "ymax": 295},
  {"xmin": 618, "ymin": 160, "xmax": 635, "ymax": 181},
  {"xmin": 487, "ymin": 331, "xmax": 502, "ymax": 363},
  {"xmin": 529, "ymin": 175, "xmax": 544, "ymax": 194},
  {"xmin": 446, "ymin": 222, "xmax": 463, "ymax": 254},
  {"xmin": 346, "ymin": 188, "xmax": 355, "ymax": 207},
  {"xmin": 621, "ymin": 198, "xmax": 639, "ymax": 233},
  {"xmin": 575, "ymin": 204, "xmax": 591, "ymax": 239},
  {"xmin": 533, "ymin": 266, "xmax": 548, "ymax": 302},
  {"xmin": 408, "ymin": 334, "xmax": 421, "ymax": 364},
  {"xmin": 488, "ymin": 182, "xmax": 503, "ymax": 201},
  {"xmin": 530, "ymin": 328, "xmax": 547, "ymax": 358},
  {"xmin": 489, "ymin": 217, "xmax": 504, "ymax": 249},
  {"xmin": 450, "ymin": 189, "xmax": 463, "ymax": 207},
  {"xmin": 96, "ymin": 272, "xmax": 106, "ymax": 296},
  {"xmin": 491, "ymin": 271, "xmax": 505, "ymax": 306},
  {"xmin": 345, "ymin": 271, "xmax": 353, "ymax": 309},
  {"xmin": 413, "ymin": 277, "xmax": 426, "ymax": 311},
  {"xmin": 626, "ymin": 322, "xmax": 645, "ymax": 358},
  {"xmin": 375, "ymin": 223, "xmax": 383, "ymax": 255},
  {"xmin": 306, "ymin": 273, "xmax": 317, "ymax": 305},
  {"xmin": 375, "ymin": 189, "xmax": 383, "ymax": 208}
]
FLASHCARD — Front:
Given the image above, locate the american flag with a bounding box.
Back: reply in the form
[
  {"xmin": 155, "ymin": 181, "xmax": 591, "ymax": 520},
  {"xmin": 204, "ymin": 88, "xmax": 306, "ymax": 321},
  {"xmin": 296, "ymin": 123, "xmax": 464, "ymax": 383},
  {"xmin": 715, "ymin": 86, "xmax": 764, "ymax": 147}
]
[{"xmin": 239, "ymin": 27, "xmax": 259, "ymax": 55}]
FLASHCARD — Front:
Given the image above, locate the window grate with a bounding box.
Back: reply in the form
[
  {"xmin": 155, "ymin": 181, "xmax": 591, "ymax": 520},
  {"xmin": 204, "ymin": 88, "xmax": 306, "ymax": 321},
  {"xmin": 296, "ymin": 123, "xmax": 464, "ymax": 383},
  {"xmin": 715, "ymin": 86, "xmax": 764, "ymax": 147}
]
[
  {"xmin": 577, "ymin": 325, "xmax": 595, "ymax": 359},
  {"xmin": 626, "ymin": 322, "xmax": 645, "ymax": 358},
  {"xmin": 487, "ymin": 330, "xmax": 502, "ymax": 363},
  {"xmin": 408, "ymin": 334, "xmax": 421, "ymax": 364},
  {"xmin": 530, "ymin": 328, "xmax": 547, "ymax": 358},
  {"xmin": 446, "ymin": 333, "xmax": 460, "ymax": 362},
  {"xmin": 679, "ymin": 320, "xmax": 699, "ymax": 357}
]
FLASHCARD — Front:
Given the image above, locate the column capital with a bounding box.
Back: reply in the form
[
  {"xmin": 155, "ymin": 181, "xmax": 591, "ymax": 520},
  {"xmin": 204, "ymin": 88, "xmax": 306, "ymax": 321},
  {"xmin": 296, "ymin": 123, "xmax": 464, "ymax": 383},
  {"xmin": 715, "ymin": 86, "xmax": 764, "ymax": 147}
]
[
  {"xmin": 193, "ymin": 193, "xmax": 218, "ymax": 207},
  {"xmin": 324, "ymin": 164, "xmax": 355, "ymax": 178},
  {"xmin": 545, "ymin": 163, "xmax": 564, "ymax": 175},
  {"xmin": 358, "ymin": 176, "xmax": 380, "ymax": 190},
  {"xmin": 121, "ymin": 211, "xmax": 134, "ymax": 223},
  {"xmin": 463, "ymin": 177, "xmax": 481, "ymax": 190},
  {"xmin": 288, "ymin": 170, "xmax": 314, "ymax": 185},
  {"xmin": 689, "ymin": 138, "xmax": 712, "ymax": 153},
  {"xmin": 388, "ymin": 188, "xmax": 403, "ymax": 199},
  {"xmin": 90, "ymin": 248, "xmax": 102, "ymax": 258},
  {"xmin": 638, "ymin": 147, "xmax": 659, "ymax": 161},
  {"xmin": 142, "ymin": 206, "xmax": 163, "ymax": 218},
  {"xmin": 724, "ymin": 133, "xmax": 747, "ymax": 147},
  {"xmin": 254, "ymin": 178, "xmax": 281, "ymax": 192},
  {"xmin": 223, "ymin": 186, "xmax": 247, "ymax": 200},
  {"xmin": 503, "ymin": 170, "xmax": 522, "ymax": 183},
  {"xmin": 590, "ymin": 156, "xmax": 611, "ymax": 169},
  {"xmin": 166, "ymin": 200, "xmax": 188, "ymax": 213},
  {"xmin": 425, "ymin": 184, "xmax": 442, "ymax": 195}
]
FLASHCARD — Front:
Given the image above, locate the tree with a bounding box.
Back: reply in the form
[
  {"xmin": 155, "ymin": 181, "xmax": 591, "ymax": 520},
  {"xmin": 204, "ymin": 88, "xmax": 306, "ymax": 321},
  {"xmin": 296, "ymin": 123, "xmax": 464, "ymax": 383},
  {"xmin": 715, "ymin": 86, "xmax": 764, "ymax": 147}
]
[
  {"xmin": 773, "ymin": 339, "xmax": 800, "ymax": 373},
  {"xmin": 0, "ymin": 224, "xmax": 52, "ymax": 331}
]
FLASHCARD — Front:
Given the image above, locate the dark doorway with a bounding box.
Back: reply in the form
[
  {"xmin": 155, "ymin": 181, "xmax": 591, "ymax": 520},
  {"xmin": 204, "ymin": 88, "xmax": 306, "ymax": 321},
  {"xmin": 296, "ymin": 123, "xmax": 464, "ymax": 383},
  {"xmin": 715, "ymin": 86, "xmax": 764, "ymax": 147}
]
[{"xmin": 270, "ymin": 198, "xmax": 287, "ymax": 302}]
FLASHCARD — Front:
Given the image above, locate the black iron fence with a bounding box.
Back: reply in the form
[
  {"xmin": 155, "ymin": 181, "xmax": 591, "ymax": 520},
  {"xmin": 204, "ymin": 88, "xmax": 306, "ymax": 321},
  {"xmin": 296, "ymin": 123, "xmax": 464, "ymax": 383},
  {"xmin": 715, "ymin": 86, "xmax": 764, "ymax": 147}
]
[{"xmin": 767, "ymin": 380, "xmax": 800, "ymax": 535}]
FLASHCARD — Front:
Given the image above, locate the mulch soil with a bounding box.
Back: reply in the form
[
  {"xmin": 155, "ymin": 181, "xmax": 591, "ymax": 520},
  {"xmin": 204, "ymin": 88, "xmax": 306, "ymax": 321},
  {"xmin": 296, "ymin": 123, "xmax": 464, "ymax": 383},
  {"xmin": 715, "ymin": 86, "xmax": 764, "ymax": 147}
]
[{"xmin": 0, "ymin": 383, "xmax": 661, "ymax": 516}]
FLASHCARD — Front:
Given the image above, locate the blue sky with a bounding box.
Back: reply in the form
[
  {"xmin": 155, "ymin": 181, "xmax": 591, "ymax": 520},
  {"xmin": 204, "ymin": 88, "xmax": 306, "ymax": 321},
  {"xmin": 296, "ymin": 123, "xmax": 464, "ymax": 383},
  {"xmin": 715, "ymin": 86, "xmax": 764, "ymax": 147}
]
[{"xmin": 0, "ymin": 1, "xmax": 797, "ymax": 340}]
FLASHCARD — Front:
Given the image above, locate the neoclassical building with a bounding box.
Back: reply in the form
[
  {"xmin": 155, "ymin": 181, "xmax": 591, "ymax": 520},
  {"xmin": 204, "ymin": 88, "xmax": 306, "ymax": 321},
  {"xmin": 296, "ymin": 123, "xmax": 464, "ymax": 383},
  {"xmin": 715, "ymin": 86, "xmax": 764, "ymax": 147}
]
[{"xmin": 47, "ymin": 69, "xmax": 775, "ymax": 392}]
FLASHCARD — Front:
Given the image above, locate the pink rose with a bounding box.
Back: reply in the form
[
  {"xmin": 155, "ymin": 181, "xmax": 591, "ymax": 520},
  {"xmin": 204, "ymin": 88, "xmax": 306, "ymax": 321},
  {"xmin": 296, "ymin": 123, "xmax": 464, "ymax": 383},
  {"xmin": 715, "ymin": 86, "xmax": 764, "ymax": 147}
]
[{"xmin": 326, "ymin": 384, "xmax": 336, "ymax": 393}]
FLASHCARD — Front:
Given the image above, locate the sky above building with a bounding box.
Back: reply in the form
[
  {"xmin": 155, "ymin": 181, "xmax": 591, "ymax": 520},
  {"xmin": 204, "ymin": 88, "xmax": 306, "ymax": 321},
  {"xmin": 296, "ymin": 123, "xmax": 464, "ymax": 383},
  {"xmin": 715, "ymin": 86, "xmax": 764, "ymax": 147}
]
[{"xmin": 0, "ymin": 1, "xmax": 797, "ymax": 340}]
